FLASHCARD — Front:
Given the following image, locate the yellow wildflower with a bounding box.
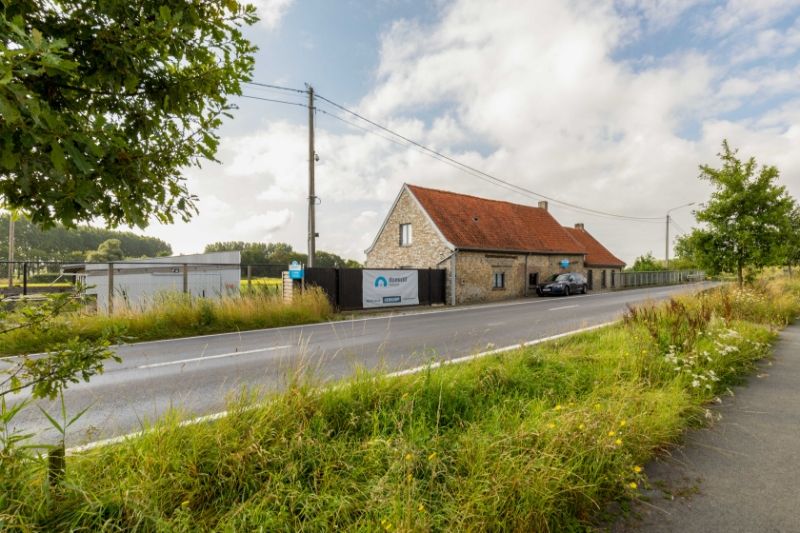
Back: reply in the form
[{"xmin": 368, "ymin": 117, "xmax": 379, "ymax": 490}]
[
  {"xmin": 615, "ymin": 438, "xmax": 623, "ymax": 445},
  {"xmin": 578, "ymin": 423, "xmax": 586, "ymax": 430},
  {"xmin": 405, "ymin": 453, "xmax": 412, "ymax": 461},
  {"xmin": 634, "ymin": 466, "xmax": 642, "ymax": 473},
  {"xmin": 555, "ymin": 404, "xmax": 562, "ymax": 410},
  {"xmin": 547, "ymin": 422, "xmax": 556, "ymax": 429},
  {"xmin": 607, "ymin": 430, "xmax": 616, "ymax": 437},
  {"xmin": 418, "ymin": 504, "xmax": 425, "ymax": 512},
  {"xmin": 628, "ymin": 482, "xmax": 638, "ymax": 490},
  {"xmin": 619, "ymin": 420, "xmax": 627, "ymax": 427},
  {"xmin": 594, "ymin": 403, "xmax": 602, "ymax": 410}
]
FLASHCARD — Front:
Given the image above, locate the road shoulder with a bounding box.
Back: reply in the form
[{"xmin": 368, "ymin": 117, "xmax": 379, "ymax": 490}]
[{"xmin": 610, "ymin": 321, "xmax": 800, "ymax": 533}]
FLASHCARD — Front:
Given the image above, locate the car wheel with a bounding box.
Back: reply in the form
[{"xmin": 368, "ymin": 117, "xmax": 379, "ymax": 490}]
[{"xmin": 564, "ymin": 286, "xmax": 570, "ymax": 296}]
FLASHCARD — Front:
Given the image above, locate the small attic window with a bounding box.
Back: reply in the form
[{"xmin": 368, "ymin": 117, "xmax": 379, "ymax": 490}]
[{"xmin": 399, "ymin": 223, "xmax": 412, "ymax": 246}]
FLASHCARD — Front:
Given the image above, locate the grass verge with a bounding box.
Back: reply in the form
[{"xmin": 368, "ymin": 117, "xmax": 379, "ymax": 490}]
[
  {"xmin": 2, "ymin": 279, "xmax": 799, "ymax": 531},
  {"xmin": 0, "ymin": 287, "xmax": 333, "ymax": 356}
]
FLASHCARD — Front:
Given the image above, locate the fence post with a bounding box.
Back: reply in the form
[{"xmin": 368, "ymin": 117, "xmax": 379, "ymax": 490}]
[
  {"xmin": 247, "ymin": 265, "xmax": 252, "ymax": 289},
  {"xmin": 182, "ymin": 263, "xmax": 189, "ymax": 294},
  {"xmin": 107, "ymin": 262, "xmax": 114, "ymax": 314},
  {"xmin": 22, "ymin": 262, "xmax": 28, "ymax": 296}
]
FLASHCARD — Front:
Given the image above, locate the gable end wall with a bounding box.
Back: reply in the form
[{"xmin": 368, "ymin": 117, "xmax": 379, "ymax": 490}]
[{"xmin": 365, "ymin": 188, "xmax": 452, "ymax": 269}]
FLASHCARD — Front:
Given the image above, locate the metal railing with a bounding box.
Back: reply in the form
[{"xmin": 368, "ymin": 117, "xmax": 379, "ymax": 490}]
[{"xmin": 614, "ymin": 269, "xmax": 704, "ymax": 290}]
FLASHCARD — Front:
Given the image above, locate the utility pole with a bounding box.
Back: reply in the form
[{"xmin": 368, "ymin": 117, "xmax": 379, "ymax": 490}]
[
  {"xmin": 7, "ymin": 215, "xmax": 14, "ymax": 288},
  {"xmin": 665, "ymin": 214, "xmax": 670, "ymax": 270},
  {"xmin": 307, "ymin": 84, "xmax": 316, "ymax": 268},
  {"xmin": 665, "ymin": 202, "xmax": 695, "ymax": 270}
]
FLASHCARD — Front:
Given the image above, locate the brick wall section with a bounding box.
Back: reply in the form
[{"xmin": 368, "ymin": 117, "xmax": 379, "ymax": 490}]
[
  {"xmin": 366, "ymin": 188, "xmax": 453, "ymax": 269},
  {"xmin": 455, "ymin": 251, "xmax": 586, "ymax": 304}
]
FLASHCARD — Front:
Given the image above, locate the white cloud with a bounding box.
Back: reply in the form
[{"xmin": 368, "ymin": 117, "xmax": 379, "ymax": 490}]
[
  {"xmin": 249, "ymin": 0, "xmax": 294, "ymax": 30},
  {"xmin": 147, "ymin": 0, "xmax": 800, "ymax": 265},
  {"xmin": 233, "ymin": 210, "xmax": 293, "ymax": 239}
]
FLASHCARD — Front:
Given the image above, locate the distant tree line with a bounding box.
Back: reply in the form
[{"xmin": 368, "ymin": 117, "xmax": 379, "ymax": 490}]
[
  {"xmin": 0, "ymin": 214, "xmax": 172, "ymax": 263},
  {"xmin": 204, "ymin": 242, "xmax": 362, "ymax": 269}
]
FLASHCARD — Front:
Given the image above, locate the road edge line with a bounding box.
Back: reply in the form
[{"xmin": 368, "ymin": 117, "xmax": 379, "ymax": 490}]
[{"xmin": 67, "ymin": 320, "xmax": 617, "ymax": 454}]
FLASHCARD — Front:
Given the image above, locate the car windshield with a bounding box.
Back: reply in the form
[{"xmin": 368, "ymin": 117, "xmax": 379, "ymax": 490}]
[{"xmin": 555, "ymin": 274, "xmax": 571, "ymax": 282}]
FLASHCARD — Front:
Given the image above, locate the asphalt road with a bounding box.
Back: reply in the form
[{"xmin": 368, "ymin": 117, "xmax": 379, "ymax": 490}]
[{"xmin": 6, "ymin": 283, "xmax": 716, "ymax": 447}]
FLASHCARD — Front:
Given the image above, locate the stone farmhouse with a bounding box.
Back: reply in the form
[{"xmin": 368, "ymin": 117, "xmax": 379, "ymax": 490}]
[{"xmin": 365, "ymin": 184, "xmax": 625, "ymax": 304}]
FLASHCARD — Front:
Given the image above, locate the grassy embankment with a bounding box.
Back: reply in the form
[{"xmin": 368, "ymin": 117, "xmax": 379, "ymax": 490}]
[
  {"xmin": 0, "ymin": 287, "xmax": 332, "ymax": 356},
  {"xmin": 2, "ymin": 279, "xmax": 799, "ymax": 531}
]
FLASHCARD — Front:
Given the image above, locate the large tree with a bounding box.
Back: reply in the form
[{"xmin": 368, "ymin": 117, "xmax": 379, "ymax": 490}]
[
  {"xmin": 0, "ymin": 0, "xmax": 257, "ymax": 228},
  {"xmin": 676, "ymin": 141, "xmax": 796, "ymax": 287}
]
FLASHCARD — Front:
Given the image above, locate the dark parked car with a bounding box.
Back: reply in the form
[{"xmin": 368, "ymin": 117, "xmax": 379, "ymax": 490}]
[{"xmin": 537, "ymin": 273, "xmax": 588, "ymax": 296}]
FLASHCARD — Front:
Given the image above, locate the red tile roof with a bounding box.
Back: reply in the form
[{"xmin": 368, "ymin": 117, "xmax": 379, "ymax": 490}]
[
  {"xmin": 407, "ymin": 184, "xmax": 586, "ymax": 254},
  {"xmin": 563, "ymin": 227, "xmax": 625, "ymax": 267}
]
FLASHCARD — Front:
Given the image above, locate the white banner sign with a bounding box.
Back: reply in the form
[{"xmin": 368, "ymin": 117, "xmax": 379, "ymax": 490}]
[{"xmin": 363, "ymin": 270, "xmax": 419, "ymax": 308}]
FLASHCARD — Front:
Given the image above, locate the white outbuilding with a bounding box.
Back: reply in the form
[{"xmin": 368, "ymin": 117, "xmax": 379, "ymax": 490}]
[{"xmin": 76, "ymin": 251, "xmax": 241, "ymax": 312}]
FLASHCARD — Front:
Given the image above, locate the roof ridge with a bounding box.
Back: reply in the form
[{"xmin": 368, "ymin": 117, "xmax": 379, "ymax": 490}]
[{"xmin": 406, "ymin": 183, "xmax": 546, "ymax": 211}]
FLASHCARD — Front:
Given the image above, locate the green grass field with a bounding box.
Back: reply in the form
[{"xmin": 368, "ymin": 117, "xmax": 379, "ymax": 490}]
[{"xmin": 2, "ymin": 278, "xmax": 798, "ymax": 530}]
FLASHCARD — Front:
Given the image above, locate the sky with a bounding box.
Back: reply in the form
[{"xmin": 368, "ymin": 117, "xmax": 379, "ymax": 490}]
[{"xmin": 142, "ymin": 0, "xmax": 800, "ymax": 264}]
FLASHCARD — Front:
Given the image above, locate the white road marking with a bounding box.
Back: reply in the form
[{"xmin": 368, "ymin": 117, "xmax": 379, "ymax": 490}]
[
  {"xmin": 549, "ymin": 304, "xmax": 579, "ymax": 311},
  {"xmin": 136, "ymin": 345, "xmax": 291, "ymax": 369},
  {"xmin": 69, "ymin": 321, "xmax": 616, "ymax": 454}
]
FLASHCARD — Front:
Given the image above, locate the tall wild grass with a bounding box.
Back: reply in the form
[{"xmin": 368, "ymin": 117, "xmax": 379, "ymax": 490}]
[
  {"xmin": 1, "ymin": 279, "xmax": 798, "ymax": 531},
  {"xmin": 0, "ymin": 286, "xmax": 333, "ymax": 356}
]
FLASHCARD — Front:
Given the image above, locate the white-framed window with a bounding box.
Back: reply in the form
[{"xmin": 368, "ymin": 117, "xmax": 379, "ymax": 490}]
[
  {"xmin": 493, "ymin": 271, "xmax": 505, "ymax": 289},
  {"xmin": 399, "ymin": 223, "xmax": 412, "ymax": 246}
]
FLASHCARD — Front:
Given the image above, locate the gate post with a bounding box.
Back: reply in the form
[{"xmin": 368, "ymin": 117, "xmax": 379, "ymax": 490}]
[
  {"xmin": 107, "ymin": 262, "xmax": 114, "ymax": 314},
  {"xmin": 182, "ymin": 263, "xmax": 189, "ymax": 294},
  {"xmin": 21, "ymin": 262, "xmax": 28, "ymax": 296}
]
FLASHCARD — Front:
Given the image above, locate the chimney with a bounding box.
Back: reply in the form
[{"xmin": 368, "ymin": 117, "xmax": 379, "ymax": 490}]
[
  {"xmin": 575, "ymin": 223, "xmax": 584, "ymax": 230},
  {"xmin": 538, "ymin": 200, "xmax": 548, "ymax": 211}
]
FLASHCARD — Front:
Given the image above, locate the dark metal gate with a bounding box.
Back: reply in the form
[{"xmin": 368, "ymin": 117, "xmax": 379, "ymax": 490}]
[{"xmin": 304, "ymin": 268, "xmax": 446, "ymax": 310}]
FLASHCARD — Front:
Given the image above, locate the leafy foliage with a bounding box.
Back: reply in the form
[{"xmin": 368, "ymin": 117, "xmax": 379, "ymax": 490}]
[
  {"xmin": 205, "ymin": 241, "xmax": 363, "ymax": 268},
  {"xmin": 0, "ymin": 291, "xmax": 119, "ymax": 400},
  {"xmin": 0, "ymin": 213, "xmax": 171, "ymax": 261},
  {"xmin": 0, "ymin": 0, "xmax": 258, "ymax": 228},
  {"xmin": 676, "ymin": 140, "xmax": 797, "ymax": 286},
  {"xmin": 628, "ymin": 251, "xmax": 664, "ymax": 272},
  {"xmin": 85, "ymin": 238, "xmax": 124, "ymax": 262}
]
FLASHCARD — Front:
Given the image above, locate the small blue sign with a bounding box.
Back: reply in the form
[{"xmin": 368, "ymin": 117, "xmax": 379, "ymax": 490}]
[
  {"xmin": 560, "ymin": 259, "xmax": 570, "ymax": 269},
  {"xmin": 288, "ymin": 261, "xmax": 304, "ymax": 280}
]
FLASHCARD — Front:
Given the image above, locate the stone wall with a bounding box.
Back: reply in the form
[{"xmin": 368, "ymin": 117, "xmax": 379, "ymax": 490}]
[
  {"xmin": 454, "ymin": 251, "xmax": 586, "ymax": 304},
  {"xmin": 365, "ymin": 188, "xmax": 453, "ymax": 269}
]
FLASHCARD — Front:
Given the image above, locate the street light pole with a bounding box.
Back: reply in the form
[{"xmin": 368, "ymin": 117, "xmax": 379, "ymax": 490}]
[{"xmin": 665, "ymin": 202, "xmax": 695, "ymax": 269}]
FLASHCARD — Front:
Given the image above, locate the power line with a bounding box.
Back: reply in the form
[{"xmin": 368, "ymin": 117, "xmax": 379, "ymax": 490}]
[
  {"xmin": 315, "ymin": 106, "xmax": 576, "ymax": 210},
  {"xmin": 239, "ymin": 94, "xmax": 308, "ymax": 108},
  {"xmin": 314, "ymin": 92, "xmax": 663, "ymax": 222},
  {"xmin": 244, "ymin": 81, "xmax": 306, "ymax": 94},
  {"xmin": 240, "ymin": 84, "xmax": 664, "ymax": 222}
]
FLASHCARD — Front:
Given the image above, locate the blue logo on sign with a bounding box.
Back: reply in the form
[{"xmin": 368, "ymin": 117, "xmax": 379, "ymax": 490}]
[{"xmin": 374, "ymin": 276, "xmax": 388, "ymax": 288}]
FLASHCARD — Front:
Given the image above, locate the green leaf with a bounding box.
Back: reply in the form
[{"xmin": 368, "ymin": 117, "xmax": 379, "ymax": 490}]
[{"xmin": 50, "ymin": 141, "xmax": 66, "ymax": 172}]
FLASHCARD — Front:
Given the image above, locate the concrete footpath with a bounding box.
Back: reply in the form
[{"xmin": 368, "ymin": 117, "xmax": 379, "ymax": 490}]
[{"xmin": 612, "ymin": 322, "xmax": 800, "ymax": 533}]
